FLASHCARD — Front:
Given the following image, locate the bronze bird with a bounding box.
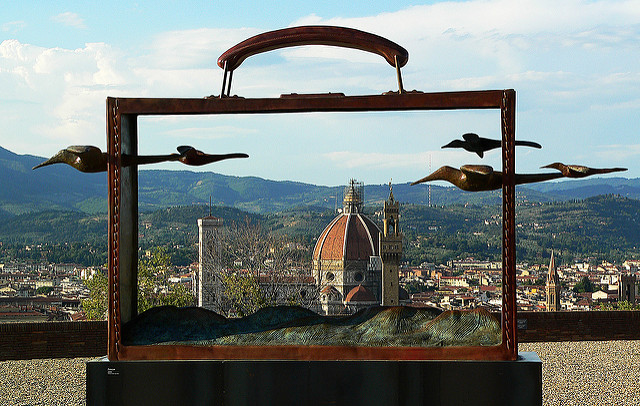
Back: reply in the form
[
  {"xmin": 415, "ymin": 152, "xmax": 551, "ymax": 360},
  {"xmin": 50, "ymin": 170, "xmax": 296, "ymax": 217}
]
[
  {"xmin": 442, "ymin": 133, "xmax": 542, "ymax": 158},
  {"xmin": 176, "ymin": 145, "xmax": 248, "ymax": 166},
  {"xmin": 33, "ymin": 145, "xmax": 249, "ymax": 173},
  {"xmin": 411, "ymin": 165, "xmax": 564, "ymax": 192},
  {"xmin": 541, "ymin": 162, "xmax": 627, "ymax": 178},
  {"xmin": 32, "ymin": 145, "xmax": 109, "ymax": 173}
]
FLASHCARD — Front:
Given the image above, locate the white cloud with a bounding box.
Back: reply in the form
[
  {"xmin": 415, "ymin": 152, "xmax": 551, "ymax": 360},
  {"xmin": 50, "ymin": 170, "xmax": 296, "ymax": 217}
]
[
  {"xmin": 593, "ymin": 144, "xmax": 640, "ymax": 161},
  {"xmin": 0, "ymin": 27, "xmax": 264, "ymax": 156},
  {"xmin": 0, "ymin": 40, "xmax": 131, "ymax": 151},
  {"xmin": 51, "ymin": 12, "xmax": 87, "ymax": 29},
  {"xmin": 2, "ymin": 1, "xmax": 639, "ymax": 181},
  {"xmin": 291, "ymin": 1, "xmax": 640, "ymax": 72},
  {"xmin": 145, "ymin": 28, "xmax": 259, "ymax": 69},
  {"xmin": 2, "ymin": 21, "xmax": 26, "ymax": 33}
]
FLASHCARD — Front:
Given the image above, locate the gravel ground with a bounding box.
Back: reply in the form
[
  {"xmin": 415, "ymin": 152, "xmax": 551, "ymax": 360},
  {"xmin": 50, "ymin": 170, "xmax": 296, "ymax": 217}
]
[
  {"xmin": 0, "ymin": 357, "xmax": 90, "ymax": 406},
  {"xmin": 1, "ymin": 341, "xmax": 639, "ymax": 405},
  {"xmin": 520, "ymin": 340, "xmax": 640, "ymax": 406}
]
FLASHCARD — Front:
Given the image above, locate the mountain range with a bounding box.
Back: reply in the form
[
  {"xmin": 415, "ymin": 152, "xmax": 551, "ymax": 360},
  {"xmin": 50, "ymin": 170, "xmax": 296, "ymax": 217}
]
[{"xmin": 2, "ymin": 145, "xmax": 639, "ymax": 217}]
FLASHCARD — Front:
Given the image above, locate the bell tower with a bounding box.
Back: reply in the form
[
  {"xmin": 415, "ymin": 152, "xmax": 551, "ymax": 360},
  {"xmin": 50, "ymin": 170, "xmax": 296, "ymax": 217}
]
[
  {"xmin": 197, "ymin": 215, "xmax": 223, "ymax": 310},
  {"xmin": 546, "ymin": 251, "xmax": 561, "ymax": 311},
  {"xmin": 380, "ymin": 182, "xmax": 402, "ymax": 306}
]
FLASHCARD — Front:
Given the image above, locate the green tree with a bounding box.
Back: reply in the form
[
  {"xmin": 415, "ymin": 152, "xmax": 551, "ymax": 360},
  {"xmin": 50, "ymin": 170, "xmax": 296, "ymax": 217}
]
[
  {"xmin": 137, "ymin": 247, "xmax": 194, "ymax": 313},
  {"xmin": 572, "ymin": 276, "xmax": 595, "ymax": 293},
  {"xmin": 81, "ymin": 248, "xmax": 194, "ymax": 320},
  {"xmin": 82, "ymin": 271, "xmax": 108, "ymax": 320},
  {"xmin": 35, "ymin": 286, "xmax": 55, "ymax": 295},
  {"xmin": 598, "ymin": 301, "xmax": 640, "ymax": 311}
]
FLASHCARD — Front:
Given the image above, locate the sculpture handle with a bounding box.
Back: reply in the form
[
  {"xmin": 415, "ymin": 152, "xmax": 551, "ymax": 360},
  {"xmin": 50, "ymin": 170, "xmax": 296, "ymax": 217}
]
[{"xmin": 217, "ymin": 26, "xmax": 409, "ymax": 96}]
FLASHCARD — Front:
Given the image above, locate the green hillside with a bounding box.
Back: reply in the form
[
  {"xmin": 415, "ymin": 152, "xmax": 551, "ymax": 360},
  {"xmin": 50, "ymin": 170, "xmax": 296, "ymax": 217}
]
[
  {"xmin": 3, "ymin": 145, "xmax": 640, "ymax": 216},
  {"xmin": 2, "ymin": 194, "xmax": 639, "ymax": 267}
]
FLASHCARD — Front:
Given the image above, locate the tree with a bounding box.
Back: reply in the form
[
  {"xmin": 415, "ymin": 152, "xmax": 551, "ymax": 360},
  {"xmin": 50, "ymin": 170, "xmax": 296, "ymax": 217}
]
[
  {"xmin": 82, "ymin": 270, "xmax": 108, "ymax": 320},
  {"xmin": 81, "ymin": 247, "xmax": 194, "ymax": 320},
  {"xmin": 35, "ymin": 286, "xmax": 55, "ymax": 295},
  {"xmin": 598, "ymin": 301, "xmax": 640, "ymax": 311},
  {"xmin": 199, "ymin": 218, "xmax": 318, "ymax": 317},
  {"xmin": 137, "ymin": 247, "xmax": 194, "ymax": 313},
  {"xmin": 572, "ymin": 276, "xmax": 595, "ymax": 293}
]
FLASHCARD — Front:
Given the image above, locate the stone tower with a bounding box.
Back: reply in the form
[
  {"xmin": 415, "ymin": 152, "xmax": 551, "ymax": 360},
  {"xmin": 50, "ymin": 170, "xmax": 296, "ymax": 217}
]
[
  {"xmin": 380, "ymin": 182, "xmax": 402, "ymax": 306},
  {"xmin": 197, "ymin": 215, "xmax": 223, "ymax": 310},
  {"xmin": 618, "ymin": 273, "xmax": 637, "ymax": 304},
  {"xmin": 546, "ymin": 251, "xmax": 561, "ymax": 311}
]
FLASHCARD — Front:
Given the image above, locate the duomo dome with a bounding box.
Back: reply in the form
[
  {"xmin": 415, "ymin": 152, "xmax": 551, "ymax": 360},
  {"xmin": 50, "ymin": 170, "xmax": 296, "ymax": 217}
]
[{"xmin": 312, "ymin": 179, "xmax": 383, "ymax": 315}]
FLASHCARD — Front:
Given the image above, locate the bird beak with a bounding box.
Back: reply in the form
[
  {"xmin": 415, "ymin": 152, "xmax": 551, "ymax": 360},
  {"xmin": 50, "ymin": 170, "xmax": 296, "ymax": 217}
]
[
  {"xmin": 32, "ymin": 155, "xmax": 63, "ymax": 170},
  {"xmin": 441, "ymin": 141, "xmax": 456, "ymax": 149},
  {"xmin": 411, "ymin": 174, "xmax": 435, "ymax": 186}
]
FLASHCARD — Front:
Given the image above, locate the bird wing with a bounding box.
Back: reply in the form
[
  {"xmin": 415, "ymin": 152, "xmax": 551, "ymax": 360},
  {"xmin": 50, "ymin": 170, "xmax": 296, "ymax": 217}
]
[
  {"xmin": 462, "ymin": 133, "xmax": 480, "ymax": 142},
  {"xmin": 567, "ymin": 165, "xmax": 590, "ymax": 175},
  {"xmin": 67, "ymin": 145, "xmax": 101, "ymax": 154},
  {"xmin": 460, "ymin": 165, "xmax": 494, "ymax": 177},
  {"xmin": 459, "ymin": 165, "xmax": 501, "ymax": 190},
  {"xmin": 462, "ymin": 133, "xmax": 484, "ymax": 157},
  {"xmin": 176, "ymin": 145, "xmax": 194, "ymax": 155}
]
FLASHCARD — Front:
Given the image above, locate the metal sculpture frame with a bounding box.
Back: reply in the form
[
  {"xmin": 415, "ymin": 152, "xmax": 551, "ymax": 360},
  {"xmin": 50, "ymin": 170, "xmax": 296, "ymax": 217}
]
[{"xmin": 107, "ymin": 89, "xmax": 517, "ymax": 361}]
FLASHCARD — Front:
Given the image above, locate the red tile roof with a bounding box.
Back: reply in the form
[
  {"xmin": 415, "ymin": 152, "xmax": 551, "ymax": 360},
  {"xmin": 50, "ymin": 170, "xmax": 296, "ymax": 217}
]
[
  {"xmin": 345, "ymin": 285, "xmax": 376, "ymax": 302},
  {"xmin": 313, "ymin": 213, "xmax": 380, "ymax": 262}
]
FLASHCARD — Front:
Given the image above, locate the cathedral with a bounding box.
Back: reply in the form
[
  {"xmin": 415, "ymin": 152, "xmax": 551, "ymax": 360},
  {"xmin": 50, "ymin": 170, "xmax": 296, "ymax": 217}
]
[
  {"xmin": 313, "ymin": 179, "xmax": 406, "ymax": 315},
  {"xmin": 196, "ymin": 179, "xmax": 405, "ymax": 316}
]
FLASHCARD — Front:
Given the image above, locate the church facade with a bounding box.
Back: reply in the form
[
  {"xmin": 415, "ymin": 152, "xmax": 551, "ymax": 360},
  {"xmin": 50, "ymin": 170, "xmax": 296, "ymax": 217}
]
[
  {"xmin": 196, "ymin": 179, "xmax": 405, "ymax": 317},
  {"xmin": 313, "ymin": 179, "xmax": 405, "ymax": 315}
]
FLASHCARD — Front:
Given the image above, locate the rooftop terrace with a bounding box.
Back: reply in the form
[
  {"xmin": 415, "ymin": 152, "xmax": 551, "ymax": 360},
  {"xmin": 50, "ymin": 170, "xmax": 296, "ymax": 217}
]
[{"xmin": 1, "ymin": 340, "xmax": 638, "ymax": 405}]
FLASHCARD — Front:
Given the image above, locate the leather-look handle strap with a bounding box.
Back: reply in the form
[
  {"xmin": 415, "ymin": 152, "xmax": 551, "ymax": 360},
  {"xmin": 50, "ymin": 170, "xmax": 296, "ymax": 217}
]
[{"xmin": 218, "ymin": 26, "xmax": 409, "ymax": 72}]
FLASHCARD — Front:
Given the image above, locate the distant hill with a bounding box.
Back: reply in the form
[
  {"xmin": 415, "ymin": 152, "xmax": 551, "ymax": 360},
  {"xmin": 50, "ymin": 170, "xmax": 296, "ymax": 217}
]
[
  {"xmin": 3, "ymin": 194, "xmax": 639, "ymax": 266},
  {"xmin": 0, "ymin": 146, "xmax": 104, "ymax": 217},
  {"xmin": 2, "ymin": 145, "xmax": 639, "ymax": 216}
]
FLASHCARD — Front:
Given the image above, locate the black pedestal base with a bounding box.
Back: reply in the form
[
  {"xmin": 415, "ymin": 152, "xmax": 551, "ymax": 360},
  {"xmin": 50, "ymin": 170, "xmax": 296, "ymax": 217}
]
[{"xmin": 87, "ymin": 352, "xmax": 541, "ymax": 406}]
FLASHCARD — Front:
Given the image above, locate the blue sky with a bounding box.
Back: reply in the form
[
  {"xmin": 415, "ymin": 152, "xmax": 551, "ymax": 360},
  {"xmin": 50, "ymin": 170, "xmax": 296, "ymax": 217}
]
[{"xmin": 2, "ymin": 0, "xmax": 639, "ymax": 186}]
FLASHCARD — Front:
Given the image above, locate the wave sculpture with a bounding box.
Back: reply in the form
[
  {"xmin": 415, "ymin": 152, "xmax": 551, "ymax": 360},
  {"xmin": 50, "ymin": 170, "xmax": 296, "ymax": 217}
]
[{"xmin": 122, "ymin": 305, "xmax": 501, "ymax": 348}]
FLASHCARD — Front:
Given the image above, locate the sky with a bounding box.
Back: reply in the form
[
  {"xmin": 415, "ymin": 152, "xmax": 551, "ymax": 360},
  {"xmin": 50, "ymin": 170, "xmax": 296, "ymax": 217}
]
[{"xmin": 2, "ymin": 0, "xmax": 639, "ymax": 186}]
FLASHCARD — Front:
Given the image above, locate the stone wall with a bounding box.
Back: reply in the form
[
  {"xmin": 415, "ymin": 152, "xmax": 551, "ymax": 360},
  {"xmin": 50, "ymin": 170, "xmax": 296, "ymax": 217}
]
[
  {"xmin": 0, "ymin": 321, "xmax": 107, "ymax": 361},
  {"xmin": 1, "ymin": 311, "xmax": 639, "ymax": 360},
  {"xmin": 516, "ymin": 310, "xmax": 640, "ymax": 343}
]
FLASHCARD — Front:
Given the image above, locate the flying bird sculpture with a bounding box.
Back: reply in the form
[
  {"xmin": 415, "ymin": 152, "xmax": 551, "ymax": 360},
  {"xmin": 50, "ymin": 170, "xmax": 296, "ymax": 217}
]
[
  {"xmin": 442, "ymin": 133, "xmax": 542, "ymax": 158},
  {"xmin": 32, "ymin": 145, "xmax": 109, "ymax": 173},
  {"xmin": 411, "ymin": 165, "xmax": 564, "ymax": 192},
  {"xmin": 33, "ymin": 145, "xmax": 248, "ymax": 173},
  {"xmin": 541, "ymin": 162, "xmax": 627, "ymax": 178},
  {"xmin": 176, "ymin": 145, "xmax": 248, "ymax": 166}
]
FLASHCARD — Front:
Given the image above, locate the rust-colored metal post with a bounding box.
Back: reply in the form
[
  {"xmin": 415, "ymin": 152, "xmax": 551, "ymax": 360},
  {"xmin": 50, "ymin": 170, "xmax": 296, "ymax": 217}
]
[
  {"xmin": 119, "ymin": 114, "xmax": 139, "ymax": 324},
  {"xmin": 501, "ymin": 89, "xmax": 517, "ymax": 359},
  {"xmin": 107, "ymin": 100, "xmax": 139, "ymax": 361},
  {"xmin": 107, "ymin": 98, "xmax": 121, "ymax": 360}
]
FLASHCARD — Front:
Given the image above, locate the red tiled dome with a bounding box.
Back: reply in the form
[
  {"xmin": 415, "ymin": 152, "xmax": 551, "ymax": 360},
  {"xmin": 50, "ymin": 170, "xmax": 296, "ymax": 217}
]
[
  {"xmin": 345, "ymin": 285, "xmax": 377, "ymax": 303},
  {"xmin": 313, "ymin": 212, "xmax": 380, "ymax": 262},
  {"xmin": 321, "ymin": 285, "xmax": 340, "ymax": 295}
]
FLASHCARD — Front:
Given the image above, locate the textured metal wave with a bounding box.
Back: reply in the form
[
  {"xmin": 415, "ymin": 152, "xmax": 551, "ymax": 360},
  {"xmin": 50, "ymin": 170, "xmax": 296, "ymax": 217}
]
[{"xmin": 123, "ymin": 305, "xmax": 501, "ymax": 348}]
